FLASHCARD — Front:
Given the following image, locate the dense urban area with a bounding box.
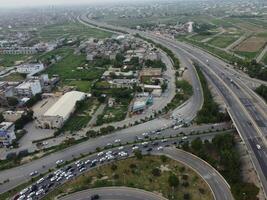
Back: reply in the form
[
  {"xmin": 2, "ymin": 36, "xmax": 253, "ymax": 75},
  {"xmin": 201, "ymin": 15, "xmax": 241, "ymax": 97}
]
[{"xmin": 0, "ymin": 0, "xmax": 266, "ymax": 200}]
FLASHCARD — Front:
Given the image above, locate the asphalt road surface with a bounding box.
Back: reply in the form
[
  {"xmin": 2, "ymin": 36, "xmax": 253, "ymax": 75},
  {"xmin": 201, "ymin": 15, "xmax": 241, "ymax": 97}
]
[
  {"xmin": 0, "ymin": 123, "xmax": 229, "ymax": 194},
  {"xmin": 14, "ymin": 144, "xmax": 233, "ymax": 200},
  {"xmin": 59, "ymin": 187, "xmax": 168, "ymax": 200}
]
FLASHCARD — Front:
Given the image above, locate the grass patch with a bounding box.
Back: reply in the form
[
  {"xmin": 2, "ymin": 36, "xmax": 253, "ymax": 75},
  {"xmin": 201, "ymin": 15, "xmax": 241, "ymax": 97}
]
[
  {"xmin": 43, "ymin": 155, "xmax": 213, "ymax": 200},
  {"xmin": 207, "ymin": 35, "xmax": 239, "ymax": 48},
  {"xmin": 61, "ymin": 98, "xmax": 99, "ymax": 132},
  {"xmin": 0, "ymin": 54, "xmax": 29, "ymax": 67},
  {"xmin": 38, "ymin": 22, "xmax": 112, "ymax": 41},
  {"xmin": 42, "ymin": 47, "xmax": 105, "ymax": 82},
  {"xmin": 0, "ymin": 73, "xmax": 25, "ymax": 81},
  {"xmin": 164, "ymin": 80, "xmax": 193, "ymax": 113},
  {"xmin": 67, "ymin": 80, "xmax": 92, "ymax": 93}
]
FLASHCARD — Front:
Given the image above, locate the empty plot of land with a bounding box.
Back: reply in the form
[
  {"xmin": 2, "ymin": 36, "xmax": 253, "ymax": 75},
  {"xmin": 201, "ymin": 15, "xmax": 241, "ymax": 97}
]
[
  {"xmin": 234, "ymin": 36, "xmax": 267, "ymax": 52},
  {"xmin": 208, "ymin": 34, "xmax": 240, "ymax": 48}
]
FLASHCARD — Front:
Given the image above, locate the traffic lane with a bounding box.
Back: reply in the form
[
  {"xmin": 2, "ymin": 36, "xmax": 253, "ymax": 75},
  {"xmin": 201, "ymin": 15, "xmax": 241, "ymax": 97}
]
[
  {"xmin": 176, "ymin": 41, "xmax": 267, "ymax": 132},
  {"xmin": 0, "ymin": 124, "xmax": 228, "ymax": 194},
  {"xmin": 0, "ymin": 119, "xmax": 229, "ymax": 193},
  {"xmin": 17, "ymin": 142, "xmax": 230, "ymax": 200},
  {"xmin": 154, "ymin": 148, "xmax": 233, "ymax": 200},
  {"xmin": 59, "ymin": 187, "xmax": 168, "ymax": 200}
]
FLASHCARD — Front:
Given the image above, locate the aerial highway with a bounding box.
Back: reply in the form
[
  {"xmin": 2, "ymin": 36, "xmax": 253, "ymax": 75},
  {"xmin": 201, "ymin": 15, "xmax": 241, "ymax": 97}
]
[
  {"xmin": 59, "ymin": 187, "xmax": 168, "ymax": 200},
  {"xmin": 78, "ymin": 13, "xmax": 267, "ymax": 196},
  {"xmin": 0, "ymin": 14, "xmax": 206, "ymax": 195},
  {"xmin": 13, "ymin": 144, "xmax": 233, "ymax": 200}
]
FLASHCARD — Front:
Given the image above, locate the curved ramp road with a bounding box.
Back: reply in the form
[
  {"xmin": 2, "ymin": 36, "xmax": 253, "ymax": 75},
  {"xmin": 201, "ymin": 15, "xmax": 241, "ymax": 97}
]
[
  {"xmin": 157, "ymin": 148, "xmax": 233, "ymax": 200},
  {"xmin": 59, "ymin": 187, "xmax": 168, "ymax": 200}
]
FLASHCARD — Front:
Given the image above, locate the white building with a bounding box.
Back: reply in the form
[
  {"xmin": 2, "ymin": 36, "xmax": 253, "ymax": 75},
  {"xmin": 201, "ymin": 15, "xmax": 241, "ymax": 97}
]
[
  {"xmin": 16, "ymin": 63, "xmax": 44, "ymax": 75},
  {"xmin": 0, "ymin": 122, "xmax": 16, "ymax": 147},
  {"xmin": 15, "ymin": 80, "xmax": 42, "ymax": 97},
  {"xmin": 36, "ymin": 91, "xmax": 86, "ymax": 129}
]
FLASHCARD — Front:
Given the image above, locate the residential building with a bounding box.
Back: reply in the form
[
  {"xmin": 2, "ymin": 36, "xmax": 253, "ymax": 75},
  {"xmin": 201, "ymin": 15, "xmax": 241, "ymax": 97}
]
[
  {"xmin": 0, "ymin": 122, "xmax": 16, "ymax": 147},
  {"xmin": 15, "ymin": 80, "xmax": 42, "ymax": 97}
]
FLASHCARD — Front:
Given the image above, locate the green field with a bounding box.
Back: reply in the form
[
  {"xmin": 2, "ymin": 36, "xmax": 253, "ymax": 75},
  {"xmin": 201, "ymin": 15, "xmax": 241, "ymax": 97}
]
[
  {"xmin": 67, "ymin": 80, "xmax": 93, "ymax": 93},
  {"xmin": 207, "ymin": 34, "xmax": 239, "ymax": 48},
  {"xmin": 0, "ymin": 54, "xmax": 29, "ymax": 67},
  {"xmin": 0, "ymin": 73, "xmax": 25, "ymax": 82},
  {"xmin": 38, "ymin": 22, "xmax": 112, "ymax": 41},
  {"xmin": 43, "ymin": 156, "xmax": 213, "ymax": 200},
  {"xmin": 43, "ymin": 48, "xmax": 103, "ymax": 82}
]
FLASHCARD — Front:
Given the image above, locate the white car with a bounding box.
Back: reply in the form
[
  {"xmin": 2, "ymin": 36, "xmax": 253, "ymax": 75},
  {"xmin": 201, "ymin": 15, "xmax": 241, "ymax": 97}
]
[
  {"xmin": 97, "ymin": 152, "xmax": 104, "ymax": 156},
  {"xmin": 29, "ymin": 171, "xmax": 38, "ymax": 177},
  {"xmin": 79, "ymin": 167, "xmax": 86, "ymax": 172},
  {"xmin": 84, "ymin": 159, "xmax": 91, "ymax": 165},
  {"xmin": 118, "ymin": 146, "xmax": 124, "ymax": 150},
  {"xmin": 132, "ymin": 146, "xmax": 139, "ymax": 150},
  {"xmin": 75, "ymin": 160, "xmax": 81, "ymax": 165},
  {"xmin": 17, "ymin": 195, "xmax": 26, "ymax": 200},
  {"xmin": 106, "ymin": 150, "xmax": 112, "ymax": 155},
  {"xmin": 66, "ymin": 174, "xmax": 74, "ymax": 180},
  {"xmin": 256, "ymin": 144, "xmax": 261, "ymax": 150},
  {"xmin": 142, "ymin": 142, "xmax": 149, "ymax": 146},
  {"xmin": 182, "ymin": 136, "xmax": 188, "ymax": 140},
  {"xmin": 114, "ymin": 139, "xmax": 121, "ymax": 143},
  {"xmin": 50, "ymin": 176, "xmax": 57, "ymax": 182},
  {"xmin": 20, "ymin": 188, "xmax": 29, "ymax": 195},
  {"xmin": 35, "ymin": 189, "xmax": 44, "ymax": 196},
  {"xmin": 157, "ymin": 146, "xmax": 163, "ymax": 151},
  {"xmin": 27, "ymin": 192, "xmax": 35, "ymax": 198},
  {"xmin": 142, "ymin": 132, "xmax": 148, "ymax": 136},
  {"xmin": 56, "ymin": 159, "xmax": 63, "ymax": 165},
  {"xmin": 36, "ymin": 178, "xmax": 44, "ymax": 185}
]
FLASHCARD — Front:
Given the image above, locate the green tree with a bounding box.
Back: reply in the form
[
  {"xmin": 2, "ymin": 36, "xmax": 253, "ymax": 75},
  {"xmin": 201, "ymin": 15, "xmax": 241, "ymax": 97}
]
[
  {"xmin": 134, "ymin": 150, "xmax": 143, "ymax": 160},
  {"xmin": 168, "ymin": 173, "xmax": 179, "ymax": 187}
]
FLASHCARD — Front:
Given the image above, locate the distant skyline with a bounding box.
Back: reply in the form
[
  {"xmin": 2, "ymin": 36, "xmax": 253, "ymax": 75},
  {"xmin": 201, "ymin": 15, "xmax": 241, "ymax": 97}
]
[
  {"xmin": 0, "ymin": 0, "xmax": 161, "ymax": 8},
  {"xmin": 0, "ymin": 0, "xmax": 128, "ymax": 8}
]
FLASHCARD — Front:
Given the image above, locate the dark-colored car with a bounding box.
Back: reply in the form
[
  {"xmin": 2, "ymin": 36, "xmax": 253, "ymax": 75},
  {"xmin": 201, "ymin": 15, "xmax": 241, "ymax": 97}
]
[{"xmin": 91, "ymin": 194, "xmax": 100, "ymax": 200}]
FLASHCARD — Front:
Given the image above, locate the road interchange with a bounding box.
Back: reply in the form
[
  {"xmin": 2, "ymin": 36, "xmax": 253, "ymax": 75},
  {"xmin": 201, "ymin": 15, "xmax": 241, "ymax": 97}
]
[{"xmin": 79, "ymin": 13, "xmax": 267, "ymax": 196}]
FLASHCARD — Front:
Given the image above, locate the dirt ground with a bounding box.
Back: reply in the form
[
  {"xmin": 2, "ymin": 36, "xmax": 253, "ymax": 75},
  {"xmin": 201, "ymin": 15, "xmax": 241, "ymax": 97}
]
[
  {"xmin": 234, "ymin": 36, "xmax": 267, "ymax": 52},
  {"xmin": 236, "ymin": 136, "xmax": 266, "ymax": 200}
]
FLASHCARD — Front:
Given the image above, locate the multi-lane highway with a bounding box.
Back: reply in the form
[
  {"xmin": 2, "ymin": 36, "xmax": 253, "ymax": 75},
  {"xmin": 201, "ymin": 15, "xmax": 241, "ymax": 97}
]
[
  {"xmin": 14, "ymin": 141, "xmax": 233, "ymax": 200},
  {"xmin": 78, "ymin": 14, "xmax": 267, "ymax": 196},
  {"xmin": 0, "ymin": 123, "xmax": 229, "ymax": 194}
]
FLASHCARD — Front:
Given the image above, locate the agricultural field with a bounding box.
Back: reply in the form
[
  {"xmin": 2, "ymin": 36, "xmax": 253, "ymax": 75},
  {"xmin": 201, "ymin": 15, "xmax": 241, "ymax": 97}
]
[
  {"xmin": 207, "ymin": 34, "xmax": 240, "ymax": 48},
  {"xmin": 43, "ymin": 156, "xmax": 213, "ymax": 200},
  {"xmin": 234, "ymin": 36, "xmax": 267, "ymax": 53},
  {"xmin": 37, "ymin": 22, "xmax": 112, "ymax": 41}
]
